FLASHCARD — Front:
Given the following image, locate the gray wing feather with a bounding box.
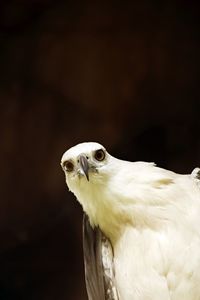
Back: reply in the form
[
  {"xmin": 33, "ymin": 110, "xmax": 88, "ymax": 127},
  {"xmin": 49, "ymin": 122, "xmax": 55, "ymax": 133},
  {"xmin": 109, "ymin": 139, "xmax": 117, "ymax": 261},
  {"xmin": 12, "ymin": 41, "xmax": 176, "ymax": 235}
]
[
  {"xmin": 83, "ymin": 214, "xmax": 119, "ymax": 300},
  {"xmin": 191, "ymin": 168, "xmax": 200, "ymax": 186},
  {"xmin": 83, "ymin": 213, "xmax": 105, "ymax": 300}
]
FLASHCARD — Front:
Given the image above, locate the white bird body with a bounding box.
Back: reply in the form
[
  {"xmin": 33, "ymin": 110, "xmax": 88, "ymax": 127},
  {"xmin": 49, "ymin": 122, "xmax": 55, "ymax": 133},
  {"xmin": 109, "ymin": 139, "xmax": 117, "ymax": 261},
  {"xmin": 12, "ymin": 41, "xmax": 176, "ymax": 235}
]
[{"xmin": 61, "ymin": 142, "xmax": 200, "ymax": 300}]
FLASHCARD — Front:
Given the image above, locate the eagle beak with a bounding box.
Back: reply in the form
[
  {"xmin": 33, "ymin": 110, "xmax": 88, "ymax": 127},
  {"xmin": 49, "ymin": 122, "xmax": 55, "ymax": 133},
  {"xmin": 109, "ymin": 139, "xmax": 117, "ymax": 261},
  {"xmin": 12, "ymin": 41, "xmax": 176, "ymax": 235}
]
[{"xmin": 79, "ymin": 154, "xmax": 89, "ymax": 181}]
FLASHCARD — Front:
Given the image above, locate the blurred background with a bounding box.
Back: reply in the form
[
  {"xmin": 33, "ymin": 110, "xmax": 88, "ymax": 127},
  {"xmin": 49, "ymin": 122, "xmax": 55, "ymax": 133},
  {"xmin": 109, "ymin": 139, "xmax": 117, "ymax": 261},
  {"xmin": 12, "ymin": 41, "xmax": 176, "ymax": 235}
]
[{"xmin": 0, "ymin": 0, "xmax": 199, "ymax": 299}]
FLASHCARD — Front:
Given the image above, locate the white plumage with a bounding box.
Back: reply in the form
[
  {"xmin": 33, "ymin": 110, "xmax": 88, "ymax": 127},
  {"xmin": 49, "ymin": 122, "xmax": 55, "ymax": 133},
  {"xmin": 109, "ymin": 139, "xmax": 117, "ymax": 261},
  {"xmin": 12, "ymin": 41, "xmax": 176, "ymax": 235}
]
[{"xmin": 61, "ymin": 142, "xmax": 200, "ymax": 300}]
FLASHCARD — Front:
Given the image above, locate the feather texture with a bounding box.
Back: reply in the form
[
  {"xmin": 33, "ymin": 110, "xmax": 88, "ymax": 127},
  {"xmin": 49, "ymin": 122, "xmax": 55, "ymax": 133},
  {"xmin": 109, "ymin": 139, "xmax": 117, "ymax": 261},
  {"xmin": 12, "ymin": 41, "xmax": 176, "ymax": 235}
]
[
  {"xmin": 83, "ymin": 213, "xmax": 119, "ymax": 300},
  {"xmin": 61, "ymin": 142, "xmax": 200, "ymax": 300}
]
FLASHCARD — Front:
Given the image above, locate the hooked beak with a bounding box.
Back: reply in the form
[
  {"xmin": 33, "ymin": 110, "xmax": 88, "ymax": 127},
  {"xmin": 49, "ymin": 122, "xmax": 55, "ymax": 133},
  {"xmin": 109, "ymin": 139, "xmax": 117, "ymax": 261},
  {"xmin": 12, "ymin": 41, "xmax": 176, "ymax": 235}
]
[{"xmin": 79, "ymin": 154, "xmax": 89, "ymax": 181}]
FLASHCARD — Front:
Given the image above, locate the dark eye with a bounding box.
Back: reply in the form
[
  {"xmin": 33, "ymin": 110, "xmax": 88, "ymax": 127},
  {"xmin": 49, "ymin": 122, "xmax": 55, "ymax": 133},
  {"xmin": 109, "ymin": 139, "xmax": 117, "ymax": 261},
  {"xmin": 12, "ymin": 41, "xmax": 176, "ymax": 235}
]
[
  {"xmin": 62, "ymin": 160, "xmax": 74, "ymax": 172},
  {"xmin": 94, "ymin": 149, "xmax": 106, "ymax": 161}
]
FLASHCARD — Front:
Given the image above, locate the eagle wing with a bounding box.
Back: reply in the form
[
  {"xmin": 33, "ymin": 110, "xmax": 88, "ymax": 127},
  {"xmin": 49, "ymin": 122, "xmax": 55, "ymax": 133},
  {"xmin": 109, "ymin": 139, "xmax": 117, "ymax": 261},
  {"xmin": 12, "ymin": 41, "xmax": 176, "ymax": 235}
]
[{"xmin": 83, "ymin": 214, "xmax": 119, "ymax": 300}]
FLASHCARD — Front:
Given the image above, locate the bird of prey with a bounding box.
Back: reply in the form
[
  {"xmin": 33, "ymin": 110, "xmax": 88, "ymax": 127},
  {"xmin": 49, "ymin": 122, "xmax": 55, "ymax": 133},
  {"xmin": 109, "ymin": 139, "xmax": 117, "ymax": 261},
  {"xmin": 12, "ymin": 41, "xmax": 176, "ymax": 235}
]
[{"xmin": 61, "ymin": 142, "xmax": 200, "ymax": 300}]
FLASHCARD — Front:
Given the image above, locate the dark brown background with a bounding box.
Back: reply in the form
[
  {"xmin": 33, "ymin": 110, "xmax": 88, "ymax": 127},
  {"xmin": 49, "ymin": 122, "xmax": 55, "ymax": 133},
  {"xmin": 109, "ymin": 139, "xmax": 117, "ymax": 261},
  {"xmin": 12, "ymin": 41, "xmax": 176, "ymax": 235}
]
[{"xmin": 0, "ymin": 1, "xmax": 199, "ymax": 299}]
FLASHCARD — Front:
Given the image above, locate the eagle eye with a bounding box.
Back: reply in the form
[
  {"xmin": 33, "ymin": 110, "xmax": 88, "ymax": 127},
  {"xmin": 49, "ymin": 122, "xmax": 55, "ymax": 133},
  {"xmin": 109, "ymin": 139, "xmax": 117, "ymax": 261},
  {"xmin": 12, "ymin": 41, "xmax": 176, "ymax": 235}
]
[
  {"xmin": 63, "ymin": 160, "xmax": 74, "ymax": 172},
  {"xmin": 94, "ymin": 149, "xmax": 106, "ymax": 161}
]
